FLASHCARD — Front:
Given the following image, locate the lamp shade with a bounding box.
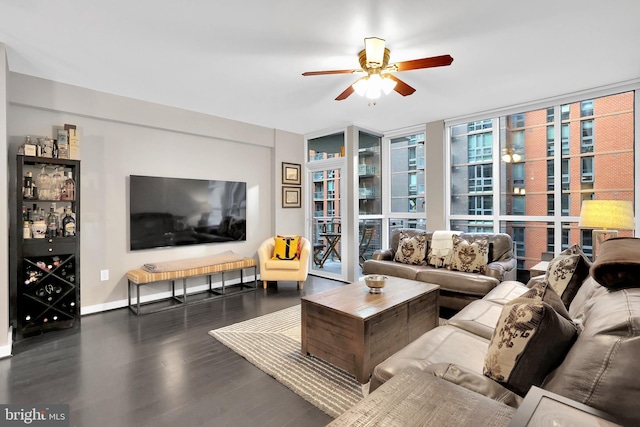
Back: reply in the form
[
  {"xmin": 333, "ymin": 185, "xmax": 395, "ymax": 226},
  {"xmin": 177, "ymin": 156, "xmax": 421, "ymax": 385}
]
[{"xmin": 578, "ymin": 200, "xmax": 634, "ymax": 230}]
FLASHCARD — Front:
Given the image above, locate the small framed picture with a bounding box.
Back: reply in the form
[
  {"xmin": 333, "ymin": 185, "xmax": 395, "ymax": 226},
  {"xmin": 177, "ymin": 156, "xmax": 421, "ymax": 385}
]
[
  {"xmin": 282, "ymin": 186, "xmax": 301, "ymax": 208},
  {"xmin": 282, "ymin": 162, "xmax": 301, "ymax": 185}
]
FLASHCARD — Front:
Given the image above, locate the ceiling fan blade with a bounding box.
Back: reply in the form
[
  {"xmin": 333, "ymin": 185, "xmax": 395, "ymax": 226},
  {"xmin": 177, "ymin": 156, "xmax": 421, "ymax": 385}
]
[
  {"xmin": 387, "ymin": 74, "xmax": 416, "ymax": 96},
  {"xmin": 302, "ymin": 69, "xmax": 359, "ymax": 76},
  {"xmin": 335, "ymin": 84, "xmax": 355, "ymax": 101},
  {"xmin": 394, "ymin": 54, "xmax": 454, "ymax": 72}
]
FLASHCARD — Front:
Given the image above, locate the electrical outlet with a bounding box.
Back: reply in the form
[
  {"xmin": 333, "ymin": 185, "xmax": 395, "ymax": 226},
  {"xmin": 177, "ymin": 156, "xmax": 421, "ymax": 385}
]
[{"xmin": 100, "ymin": 269, "xmax": 109, "ymax": 281}]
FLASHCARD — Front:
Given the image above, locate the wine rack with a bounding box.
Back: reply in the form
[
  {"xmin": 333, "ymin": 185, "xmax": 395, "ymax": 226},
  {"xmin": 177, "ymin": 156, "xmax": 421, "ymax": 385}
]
[{"xmin": 11, "ymin": 155, "xmax": 81, "ymax": 340}]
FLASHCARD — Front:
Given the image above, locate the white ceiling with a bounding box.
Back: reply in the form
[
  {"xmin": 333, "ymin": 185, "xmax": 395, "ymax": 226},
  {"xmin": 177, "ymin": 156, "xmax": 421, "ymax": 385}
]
[{"xmin": 1, "ymin": 1, "xmax": 639, "ymax": 135}]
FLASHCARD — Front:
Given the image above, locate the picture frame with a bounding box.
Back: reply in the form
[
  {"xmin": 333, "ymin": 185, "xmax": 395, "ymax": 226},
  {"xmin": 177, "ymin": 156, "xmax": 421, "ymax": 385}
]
[
  {"xmin": 282, "ymin": 162, "xmax": 301, "ymax": 185},
  {"xmin": 282, "ymin": 186, "xmax": 301, "ymax": 208}
]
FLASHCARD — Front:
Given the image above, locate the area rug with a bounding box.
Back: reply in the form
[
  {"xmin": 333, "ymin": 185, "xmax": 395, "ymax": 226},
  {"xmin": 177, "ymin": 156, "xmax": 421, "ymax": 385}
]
[{"xmin": 208, "ymin": 305, "xmax": 364, "ymax": 418}]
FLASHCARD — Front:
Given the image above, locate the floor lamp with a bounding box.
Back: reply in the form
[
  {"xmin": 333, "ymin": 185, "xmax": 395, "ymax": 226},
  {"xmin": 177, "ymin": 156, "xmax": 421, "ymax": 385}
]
[{"xmin": 578, "ymin": 200, "xmax": 634, "ymax": 260}]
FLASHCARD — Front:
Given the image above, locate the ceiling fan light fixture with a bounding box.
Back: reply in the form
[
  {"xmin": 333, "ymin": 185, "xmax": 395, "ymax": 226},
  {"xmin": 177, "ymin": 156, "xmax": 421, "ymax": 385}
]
[
  {"xmin": 365, "ymin": 74, "xmax": 383, "ymax": 99},
  {"xmin": 364, "ymin": 37, "xmax": 386, "ymax": 67},
  {"xmin": 381, "ymin": 76, "xmax": 397, "ymax": 94},
  {"xmin": 352, "ymin": 78, "xmax": 368, "ymax": 96}
]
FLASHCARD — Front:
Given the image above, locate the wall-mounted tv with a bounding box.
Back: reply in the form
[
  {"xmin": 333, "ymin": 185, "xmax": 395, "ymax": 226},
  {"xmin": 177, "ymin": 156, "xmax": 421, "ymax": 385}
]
[{"xmin": 129, "ymin": 175, "xmax": 247, "ymax": 251}]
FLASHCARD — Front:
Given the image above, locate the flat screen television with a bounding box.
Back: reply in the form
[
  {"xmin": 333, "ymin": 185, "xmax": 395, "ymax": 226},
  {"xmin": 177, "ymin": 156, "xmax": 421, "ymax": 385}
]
[{"xmin": 129, "ymin": 175, "xmax": 247, "ymax": 251}]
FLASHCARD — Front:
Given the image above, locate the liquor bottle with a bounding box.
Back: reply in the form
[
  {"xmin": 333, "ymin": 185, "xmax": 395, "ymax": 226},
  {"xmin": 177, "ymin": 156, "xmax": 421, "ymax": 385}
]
[
  {"xmin": 62, "ymin": 207, "xmax": 76, "ymax": 237},
  {"xmin": 46, "ymin": 206, "xmax": 59, "ymax": 238},
  {"xmin": 23, "ymin": 172, "xmax": 33, "ymax": 199},
  {"xmin": 23, "ymin": 221, "xmax": 31, "ymax": 239},
  {"xmin": 22, "ymin": 206, "xmax": 28, "ymax": 222},
  {"xmin": 60, "ymin": 171, "xmax": 75, "ymax": 200}
]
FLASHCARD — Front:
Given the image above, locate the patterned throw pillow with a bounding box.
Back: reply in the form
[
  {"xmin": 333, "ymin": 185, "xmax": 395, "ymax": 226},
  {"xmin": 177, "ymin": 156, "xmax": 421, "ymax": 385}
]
[
  {"xmin": 449, "ymin": 235, "xmax": 489, "ymax": 273},
  {"xmin": 483, "ymin": 298, "xmax": 578, "ymax": 396},
  {"xmin": 394, "ymin": 231, "xmax": 427, "ymax": 265},
  {"xmin": 520, "ymin": 281, "xmax": 571, "ymax": 320},
  {"xmin": 271, "ymin": 235, "xmax": 301, "ymax": 260},
  {"xmin": 545, "ymin": 245, "xmax": 591, "ymax": 307}
]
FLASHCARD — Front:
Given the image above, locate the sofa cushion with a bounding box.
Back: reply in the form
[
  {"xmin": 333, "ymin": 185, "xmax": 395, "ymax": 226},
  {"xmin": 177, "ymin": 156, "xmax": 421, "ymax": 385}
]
[
  {"xmin": 370, "ymin": 325, "xmax": 490, "ymax": 393},
  {"xmin": 567, "ymin": 276, "xmax": 607, "ymax": 329},
  {"xmin": 545, "ymin": 245, "xmax": 591, "ymax": 307},
  {"xmin": 448, "ymin": 300, "xmax": 504, "ymax": 340},
  {"xmin": 271, "ymin": 235, "xmax": 301, "ymax": 260},
  {"xmin": 449, "ymin": 235, "xmax": 489, "ymax": 274},
  {"xmin": 416, "ymin": 268, "xmax": 499, "ymax": 297},
  {"xmin": 542, "ymin": 287, "xmax": 640, "ymax": 427},
  {"xmin": 590, "ymin": 237, "xmax": 640, "ymax": 290},
  {"xmin": 483, "ymin": 281, "xmax": 529, "ymax": 305},
  {"xmin": 394, "ymin": 231, "xmax": 427, "ymax": 265},
  {"xmin": 483, "ymin": 298, "xmax": 578, "ymax": 396},
  {"xmin": 361, "ymin": 259, "xmax": 421, "ymax": 281}
]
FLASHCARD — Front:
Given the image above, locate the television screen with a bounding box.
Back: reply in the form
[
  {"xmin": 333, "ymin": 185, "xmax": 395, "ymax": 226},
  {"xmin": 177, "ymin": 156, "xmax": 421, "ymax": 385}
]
[{"xmin": 129, "ymin": 175, "xmax": 247, "ymax": 251}]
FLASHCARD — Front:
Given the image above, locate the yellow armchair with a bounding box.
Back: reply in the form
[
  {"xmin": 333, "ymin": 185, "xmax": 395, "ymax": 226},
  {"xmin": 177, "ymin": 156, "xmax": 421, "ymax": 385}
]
[{"xmin": 258, "ymin": 236, "xmax": 311, "ymax": 289}]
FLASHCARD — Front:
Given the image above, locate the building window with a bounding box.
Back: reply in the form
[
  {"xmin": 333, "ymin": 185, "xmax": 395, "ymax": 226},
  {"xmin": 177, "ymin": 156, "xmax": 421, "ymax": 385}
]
[
  {"xmin": 468, "ymin": 195, "xmax": 492, "ymax": 215},
  {"xmin": 561, "ymin": 124, "xmax": 570, "ymax": 155},
  {"xmin": 561, "ymin": 193, "xmax": 570, "ymax": 216},
  {"xmin": 561, "ymin": 228, "xmax": 570, "ymax": 251},
  {"xmin": 511, "ymin": 113, "xmax": 525, "ymax": 128},
  {"xmin": 469, "ymin": 164, "xmax": 492, "ymax": 193},
  {"xmin": 546, "ymin": 107, "xmax": 554, "ymax": 123},
  {"xmin": 581, "ymin": 230, "xmax": 593, "ymax": 259},
  {"xmin": 581, "ymin": 100, "xmax": 594, "ymax": 117},
  {"xmin": 581, "ymin": 156, "xmax": 594, "ymax": 183},
  {"xmin": 547, "ymin": 160, "xmax": 554, "ymax": 191},
  {"xmin": 561, "ymin": 104, "xmax": 570, "ymax": 121},
  {"xmin": 468, "ymin": 119, "xmax": 492, "ymax": 132},
  {"xmin": 391, "ymin": 133, "xmax": 425, "ymax": 213},
  {"xmin": 581, "ymin": 120, "xmax": 594, "ymax": 153},
  {"xmin": 547, "ymin": 125, "xmax": 554, "ymax": 156},
  {"xmin": 512, "ymin": 196, "xmax": 525, "ymax": 215},
  {"xmin": 561, "ymin": 159, "xmax": 570, "ymax": 190},
  {"xmin": 467, "ymin": 133, "xmax": 493, "ymax": 162}
]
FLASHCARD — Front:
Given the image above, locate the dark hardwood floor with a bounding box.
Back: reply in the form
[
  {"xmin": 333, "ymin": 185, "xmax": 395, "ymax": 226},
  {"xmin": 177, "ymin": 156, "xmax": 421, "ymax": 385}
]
[{"xmin": 0, "ymin": 276, "xmax": 346, "ymax": 427}]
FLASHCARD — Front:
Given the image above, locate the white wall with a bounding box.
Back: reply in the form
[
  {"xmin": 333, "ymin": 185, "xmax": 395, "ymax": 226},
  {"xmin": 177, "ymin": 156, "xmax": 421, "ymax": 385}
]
[
  {"xmin": 6, "ymin": 73, "xmax": 304, "ymax": 316},
  {"xmin": 274, "ymin": 129, "xmax": 305, "ymax": 235},
  {"xmin": 0, "ymin": 44, "xmax": 10, "ymax": 354}
]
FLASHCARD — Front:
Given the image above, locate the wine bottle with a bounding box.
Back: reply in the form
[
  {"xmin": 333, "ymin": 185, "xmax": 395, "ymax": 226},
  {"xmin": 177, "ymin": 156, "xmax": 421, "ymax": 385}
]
[
  {"xmin": 62, "ymin": 207, "xmax": 76, "ymax": 237},
  {"xmin": 46, "ymin": 206, "xmax": 58, "ymax": 238}
]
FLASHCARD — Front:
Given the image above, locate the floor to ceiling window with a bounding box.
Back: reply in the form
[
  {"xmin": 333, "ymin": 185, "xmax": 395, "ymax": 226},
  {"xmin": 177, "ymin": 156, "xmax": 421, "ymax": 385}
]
[
  {"xmin": 448, "ymin": 91, "xmax": 635, "ymax": 277},
  {"xmin": 388, "ymin": 131, "xmax": 427, "ymax": 236}
]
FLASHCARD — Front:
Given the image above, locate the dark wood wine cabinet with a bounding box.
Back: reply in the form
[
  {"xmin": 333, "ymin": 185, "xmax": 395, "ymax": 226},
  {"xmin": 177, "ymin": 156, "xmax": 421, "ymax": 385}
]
[{"xmin": 11, "ymin": 155, "xmax": 81, "ymax": 340}]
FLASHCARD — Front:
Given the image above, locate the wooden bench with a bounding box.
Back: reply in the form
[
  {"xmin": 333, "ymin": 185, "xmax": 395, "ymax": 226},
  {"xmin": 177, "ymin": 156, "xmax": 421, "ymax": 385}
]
[{"xmin": 127, "ymin": 256, "xmax": 257, "ymax": 315}]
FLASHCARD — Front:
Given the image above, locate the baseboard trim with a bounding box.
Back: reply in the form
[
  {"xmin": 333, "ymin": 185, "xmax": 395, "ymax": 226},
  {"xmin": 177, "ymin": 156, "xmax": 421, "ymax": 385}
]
[{"xmin": 81, "ymin": 275, "xmax": 258, "ymax": 315}]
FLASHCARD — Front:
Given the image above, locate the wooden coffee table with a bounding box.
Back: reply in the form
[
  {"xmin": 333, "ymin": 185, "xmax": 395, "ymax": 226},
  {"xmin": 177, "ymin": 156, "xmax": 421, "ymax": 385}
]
[{"xmin": 301, "ymin": 277, "xmax": 439, "ymax": 384}]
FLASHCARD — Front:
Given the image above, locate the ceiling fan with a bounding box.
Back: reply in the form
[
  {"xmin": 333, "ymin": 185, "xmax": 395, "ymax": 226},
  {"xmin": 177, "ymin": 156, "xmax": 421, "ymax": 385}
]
[{"xmin": 302, "ymin": 37, "xmax": 453, "ymax": 101}]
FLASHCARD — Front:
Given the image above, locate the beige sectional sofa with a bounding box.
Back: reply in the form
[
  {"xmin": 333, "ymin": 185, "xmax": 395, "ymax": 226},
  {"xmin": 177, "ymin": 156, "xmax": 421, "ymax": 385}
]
[
  {"xmin": 362, "ymin": 228, "xmax": 517, "ymax": 310},
  {"xmin": 364, "ymin": 237, "xmax": 640, "ymax": 426}
]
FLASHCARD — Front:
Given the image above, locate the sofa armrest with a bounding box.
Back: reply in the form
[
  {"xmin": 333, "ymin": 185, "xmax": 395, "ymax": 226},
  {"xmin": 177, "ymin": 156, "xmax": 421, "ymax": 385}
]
[
  {"xmin": 486, "ymin": 258, "xmax": 517, "ymax": 281},
  {"xmin": 372, "ymin": 248, "xmax": 394, "ymax": 261},
  {"xmin": 526, "ymin": 275, "xmax": 545, "ymax": 288},
  {"xmin": 424, "ymin": 363, "xmax": 523, "ymax": 408}
]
